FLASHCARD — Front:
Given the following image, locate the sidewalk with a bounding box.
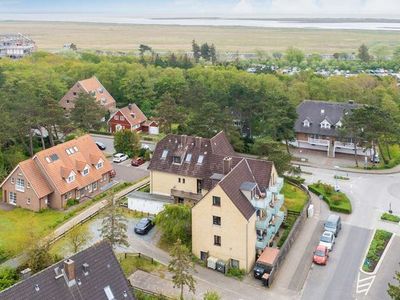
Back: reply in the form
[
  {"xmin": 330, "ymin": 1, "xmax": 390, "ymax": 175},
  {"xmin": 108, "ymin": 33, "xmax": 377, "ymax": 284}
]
[
  {"xmin": 273, "ymin": 193, "xmax": 327, "ymax": 293},
  {"xmin": 0, "ymin": 178, "xmax": 149, "ymax": 269}
]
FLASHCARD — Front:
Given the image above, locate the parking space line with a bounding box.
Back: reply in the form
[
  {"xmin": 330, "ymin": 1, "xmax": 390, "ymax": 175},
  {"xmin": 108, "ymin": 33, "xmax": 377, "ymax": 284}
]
[{"xmin": 356, "ymin": 273, "xmax": 375, "ymax": 296}]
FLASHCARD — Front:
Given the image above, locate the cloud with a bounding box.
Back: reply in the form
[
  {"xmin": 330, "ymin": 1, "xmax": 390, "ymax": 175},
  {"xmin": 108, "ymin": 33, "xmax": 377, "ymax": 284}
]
[{"xmin": 233, "ymin": 0, "xmax": 255, "ymax": 14}]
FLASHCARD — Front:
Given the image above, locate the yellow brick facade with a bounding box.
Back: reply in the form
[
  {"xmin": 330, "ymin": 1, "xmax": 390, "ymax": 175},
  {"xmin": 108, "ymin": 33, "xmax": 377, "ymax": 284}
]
[{"xmin": 192, "ymin": 185, "xmax": 257, "ymax": 272}]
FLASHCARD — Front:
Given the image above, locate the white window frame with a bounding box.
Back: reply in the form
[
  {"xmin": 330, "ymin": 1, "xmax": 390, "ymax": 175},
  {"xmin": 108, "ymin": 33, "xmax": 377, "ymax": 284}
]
[
  {"xmin": 67, "ymin": 172, "xmax": 76, "ymax": 183},
  {"xmin": 120, "ymin": 115, "xmax": 125, "ymax": 121},
  {"xmin": 114, "ymin": 115, "xmax": 119, "ymax": 120},
  {"xmin": 11, "ymin": 178, "xmax": 15, "ymax": 184},
  {"xmin": 96, "ymin": 160, "xmax": 104, "ymax": 169},
  {"xmin": 16, "ymin": 178, "xmax": 25, "ymax": 192},
  {"xmin": 320, "ymin": 120, "xmax": 331, "ymax": 129},
  {"xmin": 93, "ymin": 182, "xmax": 98, "ymax": 191},
  {"xmin": 303, "ymin": 119, "xmax": 310, "ymax": 127},
  {"xmin": 82, "ymin": 166, "xmax": 90, "ymax": 176},
  {"xmin": 9, "ymin": 192, "xmax": 17, "ymax": 205}
]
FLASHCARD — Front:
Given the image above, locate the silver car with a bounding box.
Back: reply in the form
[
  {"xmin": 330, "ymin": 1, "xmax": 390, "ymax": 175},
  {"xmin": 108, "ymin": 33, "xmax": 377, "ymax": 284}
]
[
  {"xmin": 319, "ymin": 231, "xmax": 335, "ymax": 251},
  {"xmin": 113, "ymin": 153, "xmax": 128, "ymax": 163}
]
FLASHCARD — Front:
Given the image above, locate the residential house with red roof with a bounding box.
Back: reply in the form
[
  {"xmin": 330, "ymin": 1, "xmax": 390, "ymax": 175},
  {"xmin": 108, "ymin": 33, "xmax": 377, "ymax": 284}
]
[
  {"xmin": 148, "ymin": 131, "xmax": 284, "ymax": 271},
  {"xmin": 59, "ymin": 76, "xmax": 116, "ymax": 112},
  {"xmin": 107, "ymin": 103, "xmax": 159, "ymax": 135},
  {"xmin": 0, "ymin": 135, "xmax": 113, "ymax": 211}
]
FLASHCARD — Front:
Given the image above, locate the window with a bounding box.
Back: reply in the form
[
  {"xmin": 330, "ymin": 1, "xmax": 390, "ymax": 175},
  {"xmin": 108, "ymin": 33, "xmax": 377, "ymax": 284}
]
[
  {"xmin": 182, "ymin": 178, "xmax": 185, "ymax": 184},
  {"xmin": 16, "ymin": 178, "xmax": 25, "ymax": 192},
  {"xmin": 82, "ymin": 166, "xmax": 89, "ymax": 176},
  {"xmin": 96, "ymin": 161, "xmax": 104, "ymax": 169},
  {"xmin": 197, "ymin": 155, "xmax": 204, "ymax": 165},
  {"xmin": 161, "ymin": 150, "xmax": 168, "ymax": 160},
  {"xmin": 178, "ymin": 178, "xmax": 181, "ymax": 183},
  {"xmin": 93, "ymin": 182, "xmax": 98, "ymax": 191},
  {"xmin": 27, "ymin": 198, "xmax": 31, "ymax": 205},
  {"xmin": 213, "ymin": 216, "xmax": 221, "ymax": 226},
  {"xmin": 173, "ymin": 156, "xmax": 181, "ymax": 164},
  {"xmin": 73, "ymin": 146, "xmax": 78, "ymax": 152},
  {"xmin": 214, "ymin": 235, "xmax": 221, "ymax": 246},
  {"xmin": 303, "ymin": 119, "xmax": 310, "ymax": 127},
  {"xmin": 67, "ymin": 174, "xmax": 75, "ymax": 183},
  {"xmin": 104, "ymin": 286, "xmax": 115, "ymax": 300},
  {"xmin": 27, "ymin": 182, "xmax": 31, "ymax": 189},
  {"xmin": 73, "ymin": 92, "xmax": 77, "ymax": 96},
  {"xmin": 212, "ymin": 196, "xmax": 221, "ymax": 207},
  {"xmin": 9, "ymin": 192, "xmax": 16, "ymax": 205},
  {"xmin": 231, "ymin": 259, "xmax": 239, "ymax": 269},
  {"xmin": 114, "ymin": 115, "xmax": 119, "ymax": 120},
  {"xmin": 320, "ymin": 120, "xmax": 331, "ymax": 129},
  {"xmin": 11, "ymin": 178, "xmax": 15, "ymax": 184},
  {"xmin": 120, "ymin": 115, "xmax": 125, "ymax": 121},
  {"xmin": 185, "ymin": 153, "xmax": 192, "ymax": 163}
]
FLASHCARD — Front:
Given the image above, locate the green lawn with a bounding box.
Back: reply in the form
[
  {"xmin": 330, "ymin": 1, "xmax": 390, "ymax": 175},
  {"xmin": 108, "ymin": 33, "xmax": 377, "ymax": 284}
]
[
  {"xmin": 282, "ymin": 182, "xmax": 308, "ymax": 213},
  {"xmin": 378, "ymin": 145, "xmax": 400, "ymax": 169},
  {"xmin": 308, "ymin": 182, "xmax": 352, "ymax": 214},
  {"xmin": 0, "ymin": 208, "xmax": 65, "ymax": 256},
  {"xmin": 117, "ymin": 253, "xmax": 166, "ymax": 277}
]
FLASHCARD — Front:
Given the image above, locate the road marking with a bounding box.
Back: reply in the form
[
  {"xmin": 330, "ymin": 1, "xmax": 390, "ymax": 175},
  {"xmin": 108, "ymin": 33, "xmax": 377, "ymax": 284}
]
[{"xmin": 356, "ymin": 273, "xmax": 375, "ymax": 296}]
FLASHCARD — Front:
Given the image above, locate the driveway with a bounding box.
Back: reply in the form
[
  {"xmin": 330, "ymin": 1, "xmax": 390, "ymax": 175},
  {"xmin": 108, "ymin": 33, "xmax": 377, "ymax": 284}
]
[
  {"xmin": 91, "ymin": 134, "xmax": 156, "ymax": 155},
  {"xmin": 111, "ymin": 159, "xmax": 149, "ymax": 183}
]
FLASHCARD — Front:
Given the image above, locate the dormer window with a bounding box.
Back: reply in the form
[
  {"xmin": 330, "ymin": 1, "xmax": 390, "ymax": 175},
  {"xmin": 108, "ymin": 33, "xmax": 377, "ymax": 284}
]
[
  {"xmin": 320, "ymin": 119, "xmax": 331, "ymax": 129},
  {"xmin": 173, "ymin": 156, "xmax": 182, "ymax": 164},
  {"xmin": 336, "ymin": 120, "xmax": 342, "ymax": 128},
  {"xmin": 185, "ymin": 153, "xmax": 192, "ymax": 163},
  {"xmin": 66, "ymin": 171, "xmax": 76, "ymax": 183},
  {"xmin": 96, "ymin": 160, "xmax": 104, "ymax": 169},
  {"xmin": 82, "ymin": 165, "xmax": 90, "ymax": 176},
  {"xmin": 303, "ymin": 119, "xmax": 310, "ymax": 127}
]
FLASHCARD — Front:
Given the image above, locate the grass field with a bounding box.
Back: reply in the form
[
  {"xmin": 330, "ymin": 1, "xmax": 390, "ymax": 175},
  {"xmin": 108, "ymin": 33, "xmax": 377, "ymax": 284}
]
[
  {"xmin": 282, "ymin": 182, "xmax": 308, "ymax": 213},
  {"xmin": 1, "ymin": 21, "xmax": 400, "ymax": 53},
  {"xmin": 0, "ymin": 208, "xmax": 65, "ymax": 256}
]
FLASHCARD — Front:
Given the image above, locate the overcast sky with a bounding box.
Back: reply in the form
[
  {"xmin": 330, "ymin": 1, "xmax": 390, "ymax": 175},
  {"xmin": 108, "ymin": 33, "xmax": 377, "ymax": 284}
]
[{"xmin": 1, "ymin": 0, "xmax": 400, "ymax": 18}]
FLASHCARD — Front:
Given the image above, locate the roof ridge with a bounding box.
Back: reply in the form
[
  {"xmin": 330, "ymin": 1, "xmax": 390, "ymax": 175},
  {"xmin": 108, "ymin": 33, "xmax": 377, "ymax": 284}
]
[{"xmin": 217, "ymin": 158, "xmax": 246, "ymax": 185}]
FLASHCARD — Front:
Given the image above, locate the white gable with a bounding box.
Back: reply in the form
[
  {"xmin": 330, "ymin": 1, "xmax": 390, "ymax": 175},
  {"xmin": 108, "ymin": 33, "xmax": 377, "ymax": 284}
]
[{"xmin": 320, "ymin": 119, "xmax": 331, "ymax": 129}]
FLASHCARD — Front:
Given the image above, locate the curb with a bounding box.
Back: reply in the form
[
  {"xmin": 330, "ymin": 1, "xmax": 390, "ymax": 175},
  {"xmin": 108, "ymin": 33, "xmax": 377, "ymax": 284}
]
[
  {"xmin": 294, "ymin": 161, "xmax": 400, "ymax": 175},
  {"xmin": 359, "ymin": 229, "xmax": 395, "ymax": 275}
]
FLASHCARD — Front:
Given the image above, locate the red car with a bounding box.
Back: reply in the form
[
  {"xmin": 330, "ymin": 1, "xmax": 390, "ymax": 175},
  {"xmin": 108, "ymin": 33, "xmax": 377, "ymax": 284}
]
[
  {"xmin": 131, "ymin": 157, "xmax": 145, "ymax": 167},
  {"xmin": 313, "ymin": 245, "xmax": 329, "ymax": 265}
]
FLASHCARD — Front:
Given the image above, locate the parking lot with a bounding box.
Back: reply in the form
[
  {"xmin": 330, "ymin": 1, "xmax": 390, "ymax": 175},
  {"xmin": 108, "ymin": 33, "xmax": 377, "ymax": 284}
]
[{"xmin": 111, "ymin": 158, "xmax": 150, "ymax": 183}]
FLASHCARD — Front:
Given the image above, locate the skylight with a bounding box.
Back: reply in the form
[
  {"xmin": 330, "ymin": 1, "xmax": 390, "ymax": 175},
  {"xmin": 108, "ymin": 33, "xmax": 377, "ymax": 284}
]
[
  {"xmin": 197, "ymin": 155, "xmax": 204, "ymax": 165},
  {"xmin": 161, "ymin": 150, "xmax": 168, "ymax": 160},
  {"xmin": 185, "ymin": 153, "xmax": 192, "ymax": 163},
  {"xmin": 49, "ymin": 154, "xmax": 59, "ymax": 161},
  {"xmin": 104, "ymin": 286, "xmax": 115, "ymax": 300}
]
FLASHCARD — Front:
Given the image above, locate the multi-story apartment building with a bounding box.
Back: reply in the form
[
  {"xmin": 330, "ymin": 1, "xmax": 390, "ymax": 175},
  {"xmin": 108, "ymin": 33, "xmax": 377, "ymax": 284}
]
[
  {"xmin": 0, "ymin": 33, "xmax": 36, "ymax": 58},
  {"xmin": 148, "ymin": 131, "xmax": 284, "ymax": 271}
]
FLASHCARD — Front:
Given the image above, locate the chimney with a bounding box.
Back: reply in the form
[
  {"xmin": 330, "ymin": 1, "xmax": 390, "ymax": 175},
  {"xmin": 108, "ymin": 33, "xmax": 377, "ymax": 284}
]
[
  {"xmin": 223, "ymin": 157, "xmax": 232, "ymax": 175},
  {"xmin": 64, "ymin": 259, "xmax": 75, "ymax": 281},
  {"xmin": 128, "ymin": 103, "xmax": 132, "ymax": 111},
  {"xmin": 20, "ymin": 268, "xmax": 32, "ymax": 280}
]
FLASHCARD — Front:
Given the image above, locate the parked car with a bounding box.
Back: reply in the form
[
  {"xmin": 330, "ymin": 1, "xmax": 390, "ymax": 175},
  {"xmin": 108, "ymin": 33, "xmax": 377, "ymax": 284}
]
[
  {"xmin": 324, "ymin": 214, "xmax": 342, "ymax": 237},
  {"xmin": 371, "ymin": 153, "xmax": 380, "ymax": 163},
  {"xmin": 134, "ymin": 218, "xmax": 154, "ymax": 235},
  {"xmin": 319, "ymin": 231, "xmax": 335, "ymax": 251},
  {"xmin": 95, "ymin": 141, "xmax": 106, "ymax": 150},
  {"xmin": 334, "ymin": 184, "xmax": 340, "ymax": 192},
  {"xmin": 131, "ymin": 157, "xmax": 145, "ymax": 167},
  {"xmin": 313, "ymin": 245, "xmax": 329, "ymax": 265},
  {"xmin": 109, "ymin": 169, "xmax": 116, "ymax": 178},
  {"xmin": 113, "ymin": 153, "xmax": 128, "ymax": 163}
]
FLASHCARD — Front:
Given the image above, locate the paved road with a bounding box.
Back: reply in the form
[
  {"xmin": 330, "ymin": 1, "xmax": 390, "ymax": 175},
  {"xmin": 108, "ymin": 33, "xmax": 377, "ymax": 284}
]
[
  {"xmin": 299, "ymin": 165, "xmax": 400, "ymax": 299},
  {"xmin": 111, "ymin": 158, "xmax": 149, "ymax": 183},
  {"xmin": 91, "ymin": 134, "xmax": 156, "ymax": 155}
]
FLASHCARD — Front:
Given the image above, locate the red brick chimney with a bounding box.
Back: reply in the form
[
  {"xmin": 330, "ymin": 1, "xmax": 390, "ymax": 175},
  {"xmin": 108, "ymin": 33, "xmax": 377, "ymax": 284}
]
[
  {"xmin": 64, "ymin": 259, "xmax": 75, "ymax": 281},
  {"xmin": 223, "ymin": 157, "xmax": 232, "ymax": 175}
]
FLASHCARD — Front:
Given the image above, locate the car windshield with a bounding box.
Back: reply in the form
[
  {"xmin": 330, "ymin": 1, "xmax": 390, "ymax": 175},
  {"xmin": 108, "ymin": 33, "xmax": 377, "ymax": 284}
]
[
  {"xmin": 138, "ymin": 219, "xmax": 148, "ymax": 225},
  {"xmin": 320, "ymin": 235, "xmax": 331, "ymax": 243},
  {"xmin": 315, "ymin": 250, "xmax": 325, "ymax": 257},
  {"xmin": 325, "ymin": 221, "xmax": 336, "ymax": 228}
]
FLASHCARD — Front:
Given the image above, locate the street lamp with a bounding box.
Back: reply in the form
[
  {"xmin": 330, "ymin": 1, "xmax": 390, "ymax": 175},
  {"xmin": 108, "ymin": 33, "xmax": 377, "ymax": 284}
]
[{"xmin": 389, "ymin": 202, "xmax": 393, "ymax": 214}]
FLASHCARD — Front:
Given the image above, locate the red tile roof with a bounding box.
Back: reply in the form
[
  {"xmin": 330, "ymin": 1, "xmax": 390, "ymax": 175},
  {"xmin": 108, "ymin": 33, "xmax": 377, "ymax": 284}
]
[
  {"xmin": 19, "ymin": 160, "xmax": 53, "ymax": 198},
  {"xmin": 112, "ymin": 104, "xmax": 147, "ymax": 127},
  {"xmin": 78, "ymin": 76, "xmax": 116, "ymax": 109}
]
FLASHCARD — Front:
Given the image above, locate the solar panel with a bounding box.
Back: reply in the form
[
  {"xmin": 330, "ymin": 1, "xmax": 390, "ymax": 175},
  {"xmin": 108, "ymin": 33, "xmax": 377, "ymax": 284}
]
[{"xmin": 50, "ymin": 154, "xmax": 59, "ymax": 161}]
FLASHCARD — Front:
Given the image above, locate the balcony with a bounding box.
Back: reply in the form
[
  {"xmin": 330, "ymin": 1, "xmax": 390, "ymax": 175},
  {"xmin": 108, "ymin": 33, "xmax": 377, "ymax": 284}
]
[
  {"xmin": 256, "ymin": 210, "xmax": 272, "ymax": 230},
  {"xmin": 308, "ymin": 137, "xmax": 329, "ymax": 146},
  {"xmin": 256, "ymin": 230, "xmax": 274, "ymax": 250},
  {"xmin": 250, "ymin": 192, "xmax": 272, "ymax": 210},
  {"xmin": 269, "ymin": 177, "xmax": 283, "ymax": 194},
  {"xmin": 170, "ymin": 189, "xmax": 202, "ymax": 202}
]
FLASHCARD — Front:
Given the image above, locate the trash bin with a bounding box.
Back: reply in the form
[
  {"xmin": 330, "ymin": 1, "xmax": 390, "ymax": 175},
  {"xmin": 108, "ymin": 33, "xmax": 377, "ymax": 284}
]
[
  {"xmin": 216, "ymin": 260, "xmax": 226, "ymax": 274},
  {"xmin": 307, "ymin": 204, "xmax": 314, "ymax": 218}
]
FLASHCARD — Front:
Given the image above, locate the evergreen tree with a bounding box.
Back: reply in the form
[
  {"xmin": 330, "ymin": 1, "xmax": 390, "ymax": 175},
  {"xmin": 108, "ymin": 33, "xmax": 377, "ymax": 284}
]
[
  {"xmin": 192, "ymin": 40, "xmax": 201, "ymax": 63},
  {"xmin": 200, "ymin": 43, "xmax": 211, "ymax": 61},
  {"xmin": 155, "ymin": 93, "xmax": 183, "ymax": 133},
  {"xmin": 70, "ymin": 92, "xmax": 106, "ymax": 131},
  {"xmin": 210, "ymin": 44, "xmax": 217, "ymax": 64},
  {"xmin": 99, "ymin": 199, "xmax": 129, "ymax": 249},
  {"xmin": 168, "ymin": 239, "xmax": 196, "ymax": 300},
  {"xmin": 358, "ymin": 44, "xmax": 371, "ymax": 62}
]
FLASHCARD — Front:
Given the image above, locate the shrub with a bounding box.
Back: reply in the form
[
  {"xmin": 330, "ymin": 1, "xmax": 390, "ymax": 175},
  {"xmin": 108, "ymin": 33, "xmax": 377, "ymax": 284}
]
[
  {"xmin": 381, "ymin": 212, "xmax": 400, "ymax": 223},
  {"xmin": 283, "ymin": 175, "xmax": 305, "ymax": 185},
  {"xmin": 204, "ymin": 291, "xmax": 221, "ymax": 300},
  {"xmin": 66, "ymin": 199, "xmax": 79, "ymax": 207},
  {"xmin": 226, "ymin": 267, "xmax": 246, "ymax": 280},
  {"xmin": 308, "ymin": 183, "xmax": 352, "ymax": 214},
  {"xmin": 0, "ymin": 267, "xmax": 19, "ymax": 291},
  {"xmin": 363, "ymin": 229, "xmax": 392, "ymax": 272}
]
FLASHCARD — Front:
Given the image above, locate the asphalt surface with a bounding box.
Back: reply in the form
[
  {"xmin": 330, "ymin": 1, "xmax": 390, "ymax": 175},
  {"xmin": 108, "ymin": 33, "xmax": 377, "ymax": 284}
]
[
  {"xmin": 111, "ymin": 158, "xmax": 149, "ymax": 183},
  {"xmin": 91, "ymin": 134, "xmax": 156, "ymax": 155}
]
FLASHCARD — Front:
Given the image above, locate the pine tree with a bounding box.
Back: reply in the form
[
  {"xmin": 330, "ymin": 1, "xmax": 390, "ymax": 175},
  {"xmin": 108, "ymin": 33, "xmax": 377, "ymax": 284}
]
[
  {"xmin": 210, "ymin": 44, "xmax": 217, "ymax": 64},
  {"xmin": 168, "ymin": 239, "xmax": 196, "ymax": 300},
  {"xmin": 192, "ymin": 40, "xmax": 201, "ymax": 63},
  {"xmin": 99, "ymin": 199, "xmax": 129, "ymax": 249},
  {"xmin": 200, "ymin": 43, "xmax": 210, "ymax": 61},
  {"xmin": 358, "ymin": 44, "xmax": 371, "ymax": 62}
]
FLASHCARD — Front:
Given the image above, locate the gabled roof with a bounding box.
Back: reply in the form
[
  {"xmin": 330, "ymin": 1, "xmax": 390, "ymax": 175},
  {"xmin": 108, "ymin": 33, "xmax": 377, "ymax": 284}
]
[
  {"xmin": 0, "ymin": 241, "xmax": 135, "ymax": 300},
  {"xmin": 18, "ymin": 160, "xmax": 53, "ymax": 198},
  {"xmin": 295, "ymin": 100, "xmax": 360, "ymax": 137},
  {"xmin": 219, "ymin": 159, "xmax": 257, "ymax": 220},
  {"xmin": 77, "ymin": 76, "xmax": 116, "ymax": 108},
  {"xmin": 33, "ymin": 135, "xmax": 113, "ymax": 195},
  {"xmin": 114, "ymin": 104, "xmax": 148, "ymax": 127}
]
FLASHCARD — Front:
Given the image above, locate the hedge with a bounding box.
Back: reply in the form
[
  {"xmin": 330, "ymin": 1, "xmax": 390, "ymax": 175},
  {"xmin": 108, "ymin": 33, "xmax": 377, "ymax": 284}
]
[
  {"xmin": 363, "ymin": 229, "xmax": 392, "ymax": 272},
  {"xmin": 381, "ymin": 212, "xmax": 400, "ymax": 223},
  {"xmin": 308, "ymin": 183, "xmax": 352, "ymax": 214},
  {"xmin": 283, "ymin": 175, "xmax": 305, "ymax": 186}
]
